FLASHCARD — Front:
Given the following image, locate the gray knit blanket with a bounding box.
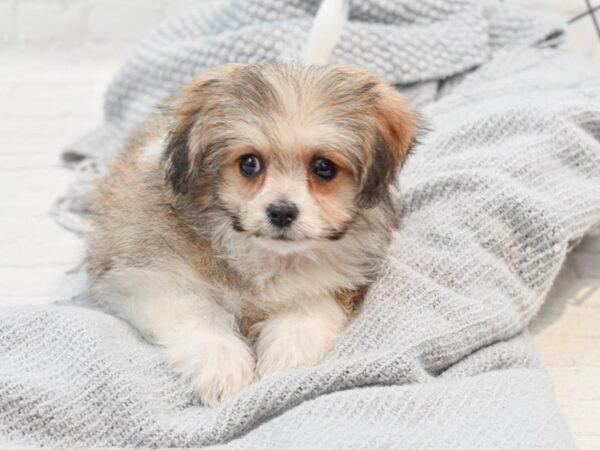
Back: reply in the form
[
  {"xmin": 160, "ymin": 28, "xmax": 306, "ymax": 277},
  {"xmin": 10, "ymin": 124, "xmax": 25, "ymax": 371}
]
[{"xmin": 3, "ymin": 1, "xmax": 600, "ymax": 448}]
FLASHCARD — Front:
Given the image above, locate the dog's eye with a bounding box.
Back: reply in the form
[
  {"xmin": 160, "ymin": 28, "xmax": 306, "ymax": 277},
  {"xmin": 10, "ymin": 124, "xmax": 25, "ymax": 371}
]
[
  {"xmin": 312, "ymin": 157, "xmax": 337, "ymax": 181},
  {"xmin": 239, "ymin": 154, "xmax": 262, "ymax": 177}
]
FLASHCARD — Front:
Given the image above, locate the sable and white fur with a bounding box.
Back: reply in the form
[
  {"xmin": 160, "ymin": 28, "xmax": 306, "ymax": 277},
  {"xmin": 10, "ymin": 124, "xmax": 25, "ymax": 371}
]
[{"xmin": 87, "ymin": 11, "xmax": 416, "ymax": 405}]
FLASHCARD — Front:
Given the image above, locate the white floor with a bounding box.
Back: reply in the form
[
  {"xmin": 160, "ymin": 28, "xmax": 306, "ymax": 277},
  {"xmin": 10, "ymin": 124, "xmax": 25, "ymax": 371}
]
[
  {"xmin": 0, "ymin": 1, "xmax": 600, "ymax": 448},
  {"xmin": 532, "ymin": 237, "xmax": 600, "ymax": 449},
  {"xmin": 0, "ymin": 53, "xmax": 100, "ymax": 305}
]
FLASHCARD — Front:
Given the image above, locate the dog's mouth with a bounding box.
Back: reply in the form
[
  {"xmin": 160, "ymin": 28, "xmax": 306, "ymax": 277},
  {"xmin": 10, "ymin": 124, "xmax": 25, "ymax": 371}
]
[
  {"xmin": 229, "ymin": 214, "xmax": 347, "ymax": 244},
  {"xmin": 270, "ymin": 235, "xmax": 294, "ymax": 241},
  {"xmin": 252, "ymin": 230, "xmax": 301, "ymax": 242},
  {"xmin": 227, "ymin": 212, "xmax": 301, "ymax": 241},
  {"xmin": 250, "ymin": 232, "xmax": 319, "ymax": 255}
]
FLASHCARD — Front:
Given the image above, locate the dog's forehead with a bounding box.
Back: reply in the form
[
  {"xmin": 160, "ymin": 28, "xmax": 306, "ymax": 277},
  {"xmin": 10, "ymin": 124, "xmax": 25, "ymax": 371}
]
[
  {"xmin": 210, "ymin": 66, "xmax": 376, "ymax": 150},
  {"xmin": 220, "ymin": 65, "xmax": 376, "ymax": 116}
]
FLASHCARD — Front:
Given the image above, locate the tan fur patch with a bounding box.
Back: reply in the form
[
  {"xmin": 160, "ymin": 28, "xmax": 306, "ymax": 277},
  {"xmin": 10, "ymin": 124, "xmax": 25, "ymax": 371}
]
[{"xmin": 334, "ymin": 287, "xmax": 367, "ymax": 315}]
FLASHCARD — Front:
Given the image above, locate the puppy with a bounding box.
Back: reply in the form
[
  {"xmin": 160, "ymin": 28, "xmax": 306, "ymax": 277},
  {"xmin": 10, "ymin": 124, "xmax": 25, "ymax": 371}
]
[{"xmin": 87, "ymin": 63, "xmax": 417, "ymax": 405}]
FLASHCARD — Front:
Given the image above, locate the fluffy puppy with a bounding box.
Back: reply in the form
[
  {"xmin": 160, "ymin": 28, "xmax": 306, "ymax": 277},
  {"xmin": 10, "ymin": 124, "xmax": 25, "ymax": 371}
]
[{"xmin": 87, "ymin": 63, "xmax": 417, "ymax": 405}]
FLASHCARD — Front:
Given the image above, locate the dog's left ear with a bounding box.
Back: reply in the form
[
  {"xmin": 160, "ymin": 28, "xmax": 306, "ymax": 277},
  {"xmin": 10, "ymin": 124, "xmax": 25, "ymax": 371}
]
[{"xmin": 357, "ymin": 84, "xmax": 418, "ymax": 208}]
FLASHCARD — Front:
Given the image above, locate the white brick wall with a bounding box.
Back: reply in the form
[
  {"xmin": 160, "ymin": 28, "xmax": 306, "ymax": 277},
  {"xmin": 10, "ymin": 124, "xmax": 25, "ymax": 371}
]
[
  {"xmin": 0, "ymin": 0, "xmax": 208, "ymax": 58},
  {"xmin": 1, "ymin": 0, "xmax": 599, "ymax": 68}
]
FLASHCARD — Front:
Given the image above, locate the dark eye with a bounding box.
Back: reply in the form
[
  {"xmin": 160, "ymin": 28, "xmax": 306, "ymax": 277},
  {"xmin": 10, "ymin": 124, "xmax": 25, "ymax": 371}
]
[
  {"xmin": 239, "ymin": 154, "xmax": 262, "ymax": 177},
  {"xmin": 312, "ymin": 157, "xmax": 337, "ymax": 181}
]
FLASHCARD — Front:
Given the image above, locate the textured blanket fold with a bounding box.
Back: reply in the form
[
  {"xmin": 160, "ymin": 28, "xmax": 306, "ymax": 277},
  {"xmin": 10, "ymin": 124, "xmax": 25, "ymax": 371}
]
[{"xmin": 3, "ymin": 0, "xmax": 600, "ymax": 448}]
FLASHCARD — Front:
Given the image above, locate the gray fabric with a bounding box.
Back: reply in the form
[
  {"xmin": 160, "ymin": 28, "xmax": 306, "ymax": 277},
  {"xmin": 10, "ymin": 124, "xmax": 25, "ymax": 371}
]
[{"xmin": 4, "ymin": 0, "xmax": 600, "ymax": 448}]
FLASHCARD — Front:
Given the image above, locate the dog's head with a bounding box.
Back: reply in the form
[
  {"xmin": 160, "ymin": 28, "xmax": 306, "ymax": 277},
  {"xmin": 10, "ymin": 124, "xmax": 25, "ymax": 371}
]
[{"xmin": 163, "ymin": 64, "xmax": 417, "ymax": 252}]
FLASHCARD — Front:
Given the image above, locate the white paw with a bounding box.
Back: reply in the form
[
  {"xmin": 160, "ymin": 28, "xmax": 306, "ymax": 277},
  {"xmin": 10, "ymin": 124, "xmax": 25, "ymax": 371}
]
[
  {"xmin": 255, "ymin": 303, "xmax": 346, "ymax": 379},
  {"xmin": 165, "ymin": 331, "xmax": 255, "ymax": 406}
]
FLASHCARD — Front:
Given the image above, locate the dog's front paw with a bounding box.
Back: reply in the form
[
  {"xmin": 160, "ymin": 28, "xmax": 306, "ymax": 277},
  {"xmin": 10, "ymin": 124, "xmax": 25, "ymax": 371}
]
[
  {"xmin": 165, "ymin": 331, "xmax": 255, "ymax": 406},
  {"xmin": 255, "ymin": 303, "xmax": 346, "ymax": 379}
]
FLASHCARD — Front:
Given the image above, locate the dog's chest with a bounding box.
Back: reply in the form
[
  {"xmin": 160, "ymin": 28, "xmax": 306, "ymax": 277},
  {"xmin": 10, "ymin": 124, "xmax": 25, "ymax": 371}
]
[{"xmin": 216, "ymin": 249, "xmax": 365, "ymax": 318}]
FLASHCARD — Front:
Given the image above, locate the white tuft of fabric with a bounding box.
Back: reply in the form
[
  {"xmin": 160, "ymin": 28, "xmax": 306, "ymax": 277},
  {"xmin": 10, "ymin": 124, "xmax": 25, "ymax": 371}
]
[{"xmin": 302, "ymin": 0, "xmax": 349, "ymax": 65}]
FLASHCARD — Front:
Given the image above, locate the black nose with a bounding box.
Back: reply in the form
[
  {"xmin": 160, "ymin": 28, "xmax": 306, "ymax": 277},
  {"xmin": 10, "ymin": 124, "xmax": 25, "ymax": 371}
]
[{"xmin": 266, "ymin": 201, "xmax": 299, "ymax": 228}]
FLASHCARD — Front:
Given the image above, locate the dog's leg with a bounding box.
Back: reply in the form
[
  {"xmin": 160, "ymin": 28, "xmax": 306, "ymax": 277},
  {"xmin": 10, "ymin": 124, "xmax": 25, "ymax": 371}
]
[
  {"xmin": 160, "ymin": 307, "xmax": 255, "ymax": 406},
  {"xmin": 91, "ymin": 267, "xmax": 255, "ymax": 406},
  {"xmin": 255, "ymin": 293, "xmax": 348, "ymax": 379}
]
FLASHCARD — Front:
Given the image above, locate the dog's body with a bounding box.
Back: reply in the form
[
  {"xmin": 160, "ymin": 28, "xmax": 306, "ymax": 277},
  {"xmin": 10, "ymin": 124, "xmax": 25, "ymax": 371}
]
[{"xmin": 87, "ymin": 64, "xmax": 416, "ymax": 405}]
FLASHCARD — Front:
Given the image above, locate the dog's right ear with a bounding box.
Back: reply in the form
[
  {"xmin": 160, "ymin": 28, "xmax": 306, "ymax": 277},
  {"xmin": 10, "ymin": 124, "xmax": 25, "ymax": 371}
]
[
  {"xmin": 163, "ymin": 113, "xmax": 195, "ymax": 194},
  {"xmin": 163, "ymin": 64, "xmax": 245, "ymax": 194}
]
